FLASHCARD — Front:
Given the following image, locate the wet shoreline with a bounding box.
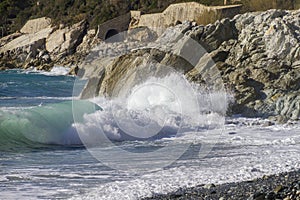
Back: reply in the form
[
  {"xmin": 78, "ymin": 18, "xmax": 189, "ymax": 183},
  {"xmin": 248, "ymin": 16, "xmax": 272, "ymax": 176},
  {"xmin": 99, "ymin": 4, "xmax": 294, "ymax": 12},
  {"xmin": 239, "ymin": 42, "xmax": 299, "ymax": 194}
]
[{"xmin": 143, "ymin": 170, "xmax": 300, "ymax": 200}]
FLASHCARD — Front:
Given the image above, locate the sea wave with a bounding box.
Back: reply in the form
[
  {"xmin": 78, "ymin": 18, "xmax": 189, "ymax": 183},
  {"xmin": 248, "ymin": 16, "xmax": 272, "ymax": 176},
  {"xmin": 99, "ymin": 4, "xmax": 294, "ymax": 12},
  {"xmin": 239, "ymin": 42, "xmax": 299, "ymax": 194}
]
[
  {"xmin": 0, "ymin": 73, "xmax": 227, "ymax": 151},
  {"xmin": 0, "ymin": 100, "xmax": 100, "ymax": 150},
  {"xmin": 22, "ymin": 66, "xmax": 71, "ymax": 76}
]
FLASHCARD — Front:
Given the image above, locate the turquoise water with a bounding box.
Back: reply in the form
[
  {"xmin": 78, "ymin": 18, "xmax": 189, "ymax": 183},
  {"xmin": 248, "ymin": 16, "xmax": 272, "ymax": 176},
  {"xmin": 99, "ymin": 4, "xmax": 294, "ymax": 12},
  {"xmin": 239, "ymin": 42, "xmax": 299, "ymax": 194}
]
[
  {"xmin": 0, "ymin": 70, "xmax": 192, "ymax": 199},
  {"xmin": 0, "ymin": 70, "xmax": 110, "ymax": 199},
  {"xmin": 0, "ymin": 70, "xmax": 97, "ymax": 149}
]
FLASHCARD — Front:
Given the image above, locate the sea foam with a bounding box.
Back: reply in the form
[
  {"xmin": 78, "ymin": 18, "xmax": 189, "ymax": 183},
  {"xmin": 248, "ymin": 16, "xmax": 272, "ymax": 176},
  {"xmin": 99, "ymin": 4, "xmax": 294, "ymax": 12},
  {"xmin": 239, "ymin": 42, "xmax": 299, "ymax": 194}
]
[{"xmin": 74, "ymin": 73, "xmax": 227, "ymax": 143}]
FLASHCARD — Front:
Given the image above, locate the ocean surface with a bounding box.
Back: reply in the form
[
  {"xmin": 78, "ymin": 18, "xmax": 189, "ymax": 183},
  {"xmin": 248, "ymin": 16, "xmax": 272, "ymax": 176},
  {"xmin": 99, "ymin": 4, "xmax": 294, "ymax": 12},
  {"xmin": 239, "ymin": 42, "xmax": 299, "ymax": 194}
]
[{"xmin": 0, "ymin": 68, "xmax": 299, "ymax": 199}]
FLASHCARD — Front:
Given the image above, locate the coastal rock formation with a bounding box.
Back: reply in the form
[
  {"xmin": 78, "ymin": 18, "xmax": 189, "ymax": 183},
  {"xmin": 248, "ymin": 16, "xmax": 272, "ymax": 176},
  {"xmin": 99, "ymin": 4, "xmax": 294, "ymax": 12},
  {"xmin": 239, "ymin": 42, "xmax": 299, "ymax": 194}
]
[
  {"xmin": 94, "ymin": 3, "xmax": 242, "ymax": 41},
  {"xmin": 1, "ymin": 28, "xmax": 53, "ymax": 53},
  {"xmin": 0, "ymin": 33, "xmax": 23, "ymax": 48},
  {"xmin": 20, "ymin": 17, "xmax": 52, "ymax": 34},
  {"xmin": 81, "ymin": 9, "xmax": 300, "ymax": 121},
  {"xmin": 0, "ymin": 2, "xmax": 242, "ymax": 70},
  {"xmin": 218, "ymin": 10, "xmax": 300, "ymax": 121},
  {"xmin": 80, "ymin": 48, "xmax": 194, "ymax": 99},
  {"xmin": 46, "ymin": 20, "xmax": 87, "ymax": 59},
  {"xmin": 0, "ymin": 27, "xmax": 54, "ymax": 69},
  {"xmin": 0, "ymin": 17, "xmax": 88, "ymax": 70},
  {"xmin": 0, "ymin": 9, "xmax": 299, "ymax": 121}
]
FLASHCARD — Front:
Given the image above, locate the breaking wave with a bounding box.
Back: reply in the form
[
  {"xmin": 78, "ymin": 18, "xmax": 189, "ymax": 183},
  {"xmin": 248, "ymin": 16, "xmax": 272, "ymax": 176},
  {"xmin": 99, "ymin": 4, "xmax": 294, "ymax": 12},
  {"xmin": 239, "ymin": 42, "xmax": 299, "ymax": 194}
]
[{"xmin": 0, "ymin": 73, "xmax": 227, "ymax": 151}]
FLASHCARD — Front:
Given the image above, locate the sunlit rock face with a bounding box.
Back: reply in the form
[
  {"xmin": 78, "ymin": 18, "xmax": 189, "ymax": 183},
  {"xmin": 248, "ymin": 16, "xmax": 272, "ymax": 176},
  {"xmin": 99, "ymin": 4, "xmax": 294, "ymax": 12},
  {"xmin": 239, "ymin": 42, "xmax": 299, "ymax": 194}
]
[{"xmin": 81, "ymin": 10, "xmax": 300, "ymax": 121}]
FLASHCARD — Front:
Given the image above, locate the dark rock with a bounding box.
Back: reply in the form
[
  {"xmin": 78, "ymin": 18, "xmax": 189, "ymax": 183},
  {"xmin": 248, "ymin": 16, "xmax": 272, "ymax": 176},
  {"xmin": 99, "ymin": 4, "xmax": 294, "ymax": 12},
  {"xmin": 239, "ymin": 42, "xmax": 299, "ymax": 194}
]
[
  {"xmin": 251, "ymin": 192, "xmax": 266, "ymax": 200},
  {"xmin": 265, "ymin": 192, "xmax": 276, "ymax": 200},
  {"xmin": 274, "ymin": 185, "xmax": 283, "ymax": 194},
  {"xmin": 228, "ymin": 132, "xmax": 237, "ymax": 135}
]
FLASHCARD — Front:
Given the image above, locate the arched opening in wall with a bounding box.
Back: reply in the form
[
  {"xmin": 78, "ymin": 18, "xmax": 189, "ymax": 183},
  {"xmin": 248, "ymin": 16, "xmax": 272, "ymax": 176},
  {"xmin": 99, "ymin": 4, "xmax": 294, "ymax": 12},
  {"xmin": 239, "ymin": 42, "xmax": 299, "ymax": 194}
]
[
  {"xmin": 105, "ymin": 29, "xmax": 123, "ymax": 42},
  {"xmin": 175, "ymin": 20, "xmax": 182, "ymax": 25}
]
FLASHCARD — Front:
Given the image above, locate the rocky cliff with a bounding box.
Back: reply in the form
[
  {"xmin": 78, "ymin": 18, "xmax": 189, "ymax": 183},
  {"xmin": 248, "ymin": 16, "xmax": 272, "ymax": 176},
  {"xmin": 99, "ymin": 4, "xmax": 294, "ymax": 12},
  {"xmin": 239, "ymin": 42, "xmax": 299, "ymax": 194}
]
[
  {"xmin": 0, "ymin": 9, "xmax": 299, "ymax": 122},
  {"xmin": 79, "ymin": 9, "xmax": 300, "ymax": 122},
  {"xmin": 0, "ymin": 17, "xmax": 99, "ymax": 72}
]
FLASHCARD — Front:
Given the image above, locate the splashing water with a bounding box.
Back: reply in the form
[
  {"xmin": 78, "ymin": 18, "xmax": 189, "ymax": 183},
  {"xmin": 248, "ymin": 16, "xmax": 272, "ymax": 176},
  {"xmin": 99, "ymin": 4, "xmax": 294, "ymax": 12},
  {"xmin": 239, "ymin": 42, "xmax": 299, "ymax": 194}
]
[
  {"xmin": 1, "ymin": 70, "xmax": 299, "ymax": 200},
  {"xmin": 75, "ymin": 73, "xmax": 227, "ymax": 143}
]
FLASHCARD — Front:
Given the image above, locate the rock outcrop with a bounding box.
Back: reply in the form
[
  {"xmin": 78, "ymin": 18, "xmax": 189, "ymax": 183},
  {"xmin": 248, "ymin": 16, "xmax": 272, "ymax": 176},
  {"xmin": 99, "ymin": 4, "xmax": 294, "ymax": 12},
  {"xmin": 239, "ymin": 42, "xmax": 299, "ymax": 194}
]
[
  {"xmin": 0, "ymin": 27, "xmax": 54, "ymax": 70},
  {"xmin": 216, "ymin": 10, "xmax": 300, "ymax": 121},
  {"xmin": 80, "ymin": 9, "xmax": 300, "ymax": 122},
  {"xmin": 46, "ymin": 20, "xmax": 87, "ymax": 58},
  {"xmin": 0, "ymin": 18, "xmax": 89, "ymax": 71},
  {"xmin": 1, "ymin": 27, "xmax": 53, "ymax": 53},
  {"xmin": 20, "ymin": 17, "xmax": 52, "ymax": 34},
  {"xmin": 80, "ymin": 48, "xmax": 194, "ymax": 99}
]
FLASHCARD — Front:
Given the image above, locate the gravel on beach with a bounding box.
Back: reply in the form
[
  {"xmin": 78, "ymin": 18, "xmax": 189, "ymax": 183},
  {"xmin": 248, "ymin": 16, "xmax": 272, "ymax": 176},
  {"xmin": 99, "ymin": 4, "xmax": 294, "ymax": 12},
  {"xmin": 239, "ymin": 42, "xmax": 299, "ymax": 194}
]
[{"xmin": 143, "ymin": 170, "xmax": 300, "ymax": 200}]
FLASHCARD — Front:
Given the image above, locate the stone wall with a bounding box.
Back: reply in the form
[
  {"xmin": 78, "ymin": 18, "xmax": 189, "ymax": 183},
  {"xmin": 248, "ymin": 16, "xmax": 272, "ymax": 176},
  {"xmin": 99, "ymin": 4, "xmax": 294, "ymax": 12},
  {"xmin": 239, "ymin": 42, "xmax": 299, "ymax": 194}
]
[
  {"xmin": 135, "ymin": 2, "xmax": 242, "ymax": 28},
  {"xmin": 95, "ymin": 2, "xmax": 242, "ymax": 41},
  {"xmin": 218, "ymin": 4, "xmax": 243, "ymax": 18}
]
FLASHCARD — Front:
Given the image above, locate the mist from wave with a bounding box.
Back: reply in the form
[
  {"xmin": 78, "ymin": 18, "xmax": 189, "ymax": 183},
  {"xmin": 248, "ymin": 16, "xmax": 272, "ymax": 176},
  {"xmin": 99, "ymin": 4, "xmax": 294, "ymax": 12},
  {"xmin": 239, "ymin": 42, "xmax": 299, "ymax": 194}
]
[{"xmin": 74, "ymin": 73, "xmax": 227, "ymax": 144}]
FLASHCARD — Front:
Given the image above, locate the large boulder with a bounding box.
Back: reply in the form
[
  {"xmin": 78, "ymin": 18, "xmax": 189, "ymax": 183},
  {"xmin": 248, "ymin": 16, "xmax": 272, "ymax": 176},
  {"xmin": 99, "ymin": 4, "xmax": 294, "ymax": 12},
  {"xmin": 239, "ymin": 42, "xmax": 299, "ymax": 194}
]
[
  {"xmin": 0, "ymin": 27, "xmax": 53, "ymax": 69},
  {"xmin": 80, "ymin": 48, "xmax": 194, "ymax": 98},
  {"xmin": 0, "ymin": 17, "xmax": 53, "ymax": 70},
  {"xmin": 0, "ymin": 32, "xmax": 22, "ymax": 48},
  {"xmin": 46, "ymin": 20, "xmax": 87, "ymax": 59},
  {"xmin": 20, "ymin": 17, "xmax": 52, "ymax": 34},
  {"xmin": 1, "ymin": 27, "xmax": 53, "ymax": 54},
  {"xmin": 76, "ymin": 29, "xmax": 100, "ymax": 54}
]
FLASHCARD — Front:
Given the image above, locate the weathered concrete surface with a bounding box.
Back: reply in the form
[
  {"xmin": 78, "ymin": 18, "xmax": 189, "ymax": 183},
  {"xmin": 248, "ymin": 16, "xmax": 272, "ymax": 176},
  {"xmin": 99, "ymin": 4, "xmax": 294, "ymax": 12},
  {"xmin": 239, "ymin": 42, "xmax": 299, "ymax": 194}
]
[
  {"xmin": 135, "ymin": 2, "xmax": 242, "ymax": 28},
  {"xmin": 95, "ymin": 3, "xmax": 242, "ymax": 41},
  {"xmin": 96, "ymin": 13, "xmax": 131, "ymax": 40}
]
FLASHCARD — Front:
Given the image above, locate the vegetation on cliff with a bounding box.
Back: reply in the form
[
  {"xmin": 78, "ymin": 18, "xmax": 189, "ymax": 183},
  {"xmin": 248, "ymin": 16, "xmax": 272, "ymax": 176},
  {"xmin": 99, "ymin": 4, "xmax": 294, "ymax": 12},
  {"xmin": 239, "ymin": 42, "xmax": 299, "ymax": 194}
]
[{"xmin": 0, "ymin": 0, "xmax": 299, "ymax": 38}]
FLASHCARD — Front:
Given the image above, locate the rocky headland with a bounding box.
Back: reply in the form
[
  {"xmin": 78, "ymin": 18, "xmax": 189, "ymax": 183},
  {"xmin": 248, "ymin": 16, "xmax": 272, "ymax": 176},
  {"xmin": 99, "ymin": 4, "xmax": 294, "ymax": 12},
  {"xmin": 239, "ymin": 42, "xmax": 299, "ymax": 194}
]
[
  {"xmin": 79, "ymin": 9, "xmax": 300, "ymax": 122},
  {"xmin": 0, "ymin": 9, "xmax": 299, "ymax": 122}
]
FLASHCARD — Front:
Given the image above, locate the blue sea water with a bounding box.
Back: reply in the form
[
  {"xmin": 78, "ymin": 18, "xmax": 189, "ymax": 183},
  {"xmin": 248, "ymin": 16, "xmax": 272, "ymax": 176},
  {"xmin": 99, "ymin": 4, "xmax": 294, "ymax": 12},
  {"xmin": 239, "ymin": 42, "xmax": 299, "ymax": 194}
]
[
  {"xmin": 0, "ymin": 70, "xmax": 109, "ymax": 199},
  {"xmin": 0, "ymin": 69, "xmax": 299, "ymax": 199},
  {"xmin": 0, "ymin": 69, "xmax": 193, "ymax": 199},
  {"xmin": 0, "ymin": 70, "xmax": 76, "ymax": 107}
]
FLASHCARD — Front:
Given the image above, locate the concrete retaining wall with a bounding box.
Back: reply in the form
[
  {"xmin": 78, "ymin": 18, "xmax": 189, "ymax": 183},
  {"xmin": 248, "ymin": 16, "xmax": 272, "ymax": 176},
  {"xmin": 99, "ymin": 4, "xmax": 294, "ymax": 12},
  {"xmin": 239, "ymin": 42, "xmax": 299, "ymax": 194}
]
[
  {"xmin": 96, "ymin": 2, "xmax": 242, "ymax": 41},
  {"xmin": 137, "ymin": 2, "xmax": 242, "ymax": 28}
]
